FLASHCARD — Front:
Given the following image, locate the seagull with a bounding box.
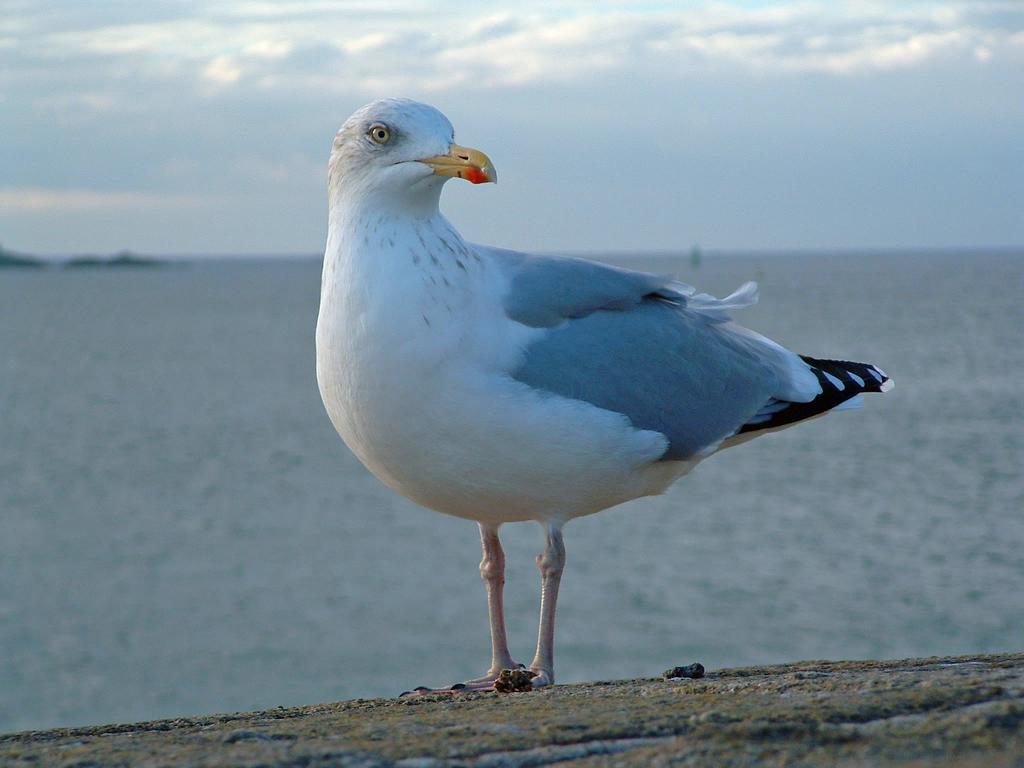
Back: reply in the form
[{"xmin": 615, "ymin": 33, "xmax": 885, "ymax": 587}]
[{"xmin": 315, "ymin": 98, "xmax": 892, "ymax": 693}]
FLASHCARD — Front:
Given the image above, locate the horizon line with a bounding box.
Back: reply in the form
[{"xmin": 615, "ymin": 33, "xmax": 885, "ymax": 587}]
[{"xmin": 7, "ymin": 244, "xmax": 1024, "ymax": 262}]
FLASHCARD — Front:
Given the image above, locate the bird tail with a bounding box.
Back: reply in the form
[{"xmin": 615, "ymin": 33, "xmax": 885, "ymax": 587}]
[{"xmin": 737, "ymin": 356, "xmax": 893, "ymax": 437}]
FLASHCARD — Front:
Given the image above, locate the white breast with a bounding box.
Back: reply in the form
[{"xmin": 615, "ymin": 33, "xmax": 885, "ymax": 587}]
[{"xmin": 316, "ymin": 215, "xmax": 682, "ymax": 525}]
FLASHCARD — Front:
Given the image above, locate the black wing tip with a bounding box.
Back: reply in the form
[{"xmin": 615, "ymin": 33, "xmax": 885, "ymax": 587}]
[
  {"xmin": 798, "ymin": 355, "xmax": 893, "ymax": 393},
  {"xmin": 738, "ymin": 356, "xmax": 892, "ymax": 436}
]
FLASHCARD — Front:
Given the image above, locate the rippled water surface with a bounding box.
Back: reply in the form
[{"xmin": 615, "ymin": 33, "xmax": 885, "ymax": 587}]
[{"xmin": 1, "ymin": 251, "xmax": 1022, "ymax": 732}]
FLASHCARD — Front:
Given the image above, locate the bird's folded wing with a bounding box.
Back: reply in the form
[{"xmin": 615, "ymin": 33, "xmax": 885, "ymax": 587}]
[
  {"xmin": 480, "ymin": 245, "xmax": 821, "ymax": 461},
  {"xmin": 479, "ymin": 245, "xmax": 686, "ymax": 327}
]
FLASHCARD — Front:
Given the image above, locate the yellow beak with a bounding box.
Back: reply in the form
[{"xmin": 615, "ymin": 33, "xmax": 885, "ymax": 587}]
[{"xmin": 418, "ymin": 144, "xmax": 496, "ymax": 185}]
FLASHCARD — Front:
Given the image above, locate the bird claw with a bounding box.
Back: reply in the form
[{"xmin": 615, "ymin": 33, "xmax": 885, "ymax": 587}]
[
  {"xmin": 527, "ymin": 669, "xmax": 553, "ymax": 688},
  {"xmin": 398, "ymin": 664, "xmax": 536, "ymax": 697}
]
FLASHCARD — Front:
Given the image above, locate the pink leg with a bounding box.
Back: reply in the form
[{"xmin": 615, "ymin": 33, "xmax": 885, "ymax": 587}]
[
  {"xmin": 400, "ymin": 523, "xmax": 522, "ymax": 696},
  {"xmin": 473, "ymin": 523, "xmax": 518, "ymax": 678},
  {"xmin": 528, "ymin": 522, "xmax": 565, "ymax": 687}
]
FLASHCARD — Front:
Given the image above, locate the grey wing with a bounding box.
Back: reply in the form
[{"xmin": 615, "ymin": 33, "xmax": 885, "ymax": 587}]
[
  {"xmin": 478, "ymin": 244, "xmax": 685, "ymax": 327},
  {"xmin": 479, "ymin": 245, "xmax": 821, "ymax": 461}
]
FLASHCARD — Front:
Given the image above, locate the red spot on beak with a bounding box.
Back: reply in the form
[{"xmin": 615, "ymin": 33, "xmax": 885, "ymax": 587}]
[{"xmin": 464, "ymin": 167, "xmax": 488, "ymax": 184}]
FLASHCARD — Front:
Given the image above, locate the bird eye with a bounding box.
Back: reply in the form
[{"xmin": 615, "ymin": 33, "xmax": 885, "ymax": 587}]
[{"xmin": 368, "ymin": 124, "xmax": 391, "ymax": 145}]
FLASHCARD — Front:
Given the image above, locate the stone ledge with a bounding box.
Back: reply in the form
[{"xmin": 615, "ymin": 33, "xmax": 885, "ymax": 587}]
[{"xmin": 2, "ymin": 652, "xmax": 1022, "ymax": 767}]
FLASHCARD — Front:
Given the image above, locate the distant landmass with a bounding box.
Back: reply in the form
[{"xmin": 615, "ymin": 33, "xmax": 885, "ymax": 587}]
[
  {"xmin": 0, "ymin": 244, "xmax": 164, "ymax": 268},
  {"xmin": 63, "ymin": 250, "xmax": 163, "ymax": 268},
  {"xmin": 0, "ymin": 244, "xmax": 45, "ymax": 268}
]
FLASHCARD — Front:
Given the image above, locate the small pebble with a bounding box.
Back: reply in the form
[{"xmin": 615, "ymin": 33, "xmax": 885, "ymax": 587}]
[{"xmin": 663, "ymin": 662, "xmax": 705, "ymax": 680}]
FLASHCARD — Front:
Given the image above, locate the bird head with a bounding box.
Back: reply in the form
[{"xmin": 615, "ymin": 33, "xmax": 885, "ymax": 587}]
[{"xmin": 329, "ymin": 98, "xmax": 495, "ymax": 212}]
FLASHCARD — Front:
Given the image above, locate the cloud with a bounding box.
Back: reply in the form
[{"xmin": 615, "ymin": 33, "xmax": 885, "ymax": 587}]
[
  {"xmin": 202, "ymin": 55, "xmax": 243, "ymax": 85},
  {"xmin": 2, "ymin": 1, "xmax": 1021, "ymax": 253},
  {"xmin": 243, "ymin": 39, "xmax": 294, "ymax": 59},
  {"xmin": 5, "ymin": 0, "xmax": 1022, "ymax": 107}
]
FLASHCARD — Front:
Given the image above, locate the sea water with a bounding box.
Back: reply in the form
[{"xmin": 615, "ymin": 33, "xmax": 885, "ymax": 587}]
[{"xmin": 1, "ymin": 251, "xmax": 1021, "ymax": 732}]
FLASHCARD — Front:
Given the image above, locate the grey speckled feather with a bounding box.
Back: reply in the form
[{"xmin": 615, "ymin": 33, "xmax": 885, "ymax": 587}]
[{"xmin": 479, "ymin": 245, "xmax": 823, "ymax": 461}]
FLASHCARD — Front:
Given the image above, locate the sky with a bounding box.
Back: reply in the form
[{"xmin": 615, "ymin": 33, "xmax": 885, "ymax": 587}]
[{"xmin": 1, "ymin": 0, "xmax": 1022, "ymax": 255}]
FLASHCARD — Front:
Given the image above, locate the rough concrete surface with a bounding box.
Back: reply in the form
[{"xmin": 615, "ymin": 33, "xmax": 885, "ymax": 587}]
[{"xmin": 3, "ymin": 653, "xmax": 1022, "ymax": 767}]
